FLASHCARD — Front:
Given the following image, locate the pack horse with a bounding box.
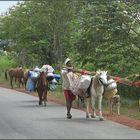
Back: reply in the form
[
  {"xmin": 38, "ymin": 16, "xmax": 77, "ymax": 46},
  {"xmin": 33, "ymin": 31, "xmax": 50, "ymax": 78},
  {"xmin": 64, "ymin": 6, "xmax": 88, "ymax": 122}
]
[
  {"xmin": 86, "ymin": 71, "xmax": 108, "ymax": 120},
  {"xmin": 5, "ymin": 67, "xmax": 24, "ymax": 88},
  {"xmin": 36, "ymin": 71, "xmax": 49, "ymax": 106}
]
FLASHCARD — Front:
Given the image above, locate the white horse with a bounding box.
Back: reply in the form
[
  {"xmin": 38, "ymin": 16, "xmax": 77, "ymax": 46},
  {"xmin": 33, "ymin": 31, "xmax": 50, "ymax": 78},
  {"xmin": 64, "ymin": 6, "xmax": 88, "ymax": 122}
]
[{"xmin": 86, "ymin": 70, "xmax": 108, "ymax": 121}]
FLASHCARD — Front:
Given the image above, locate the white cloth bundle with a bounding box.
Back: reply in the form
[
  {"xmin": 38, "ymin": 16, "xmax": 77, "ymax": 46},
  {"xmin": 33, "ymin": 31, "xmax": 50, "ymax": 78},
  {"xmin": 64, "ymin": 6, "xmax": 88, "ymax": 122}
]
[
  {"xmin": 105, "ymin": 79, "xmax": 117, "ymax": 91},
  {"xmin": 29, "ymin": 71, "xmax": 40, "ymax": 78},
  {"xmin": 79, "ymin": 75, "xmax": 91, "ymax": 90},
  {"xmin": 41, "ymin": 65, "xmax": 54, "ymax": 73}
]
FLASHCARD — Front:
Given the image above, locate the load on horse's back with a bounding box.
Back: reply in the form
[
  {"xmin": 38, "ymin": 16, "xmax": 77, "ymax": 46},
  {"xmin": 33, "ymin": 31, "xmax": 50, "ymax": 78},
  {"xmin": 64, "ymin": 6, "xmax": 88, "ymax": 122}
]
[
  {"xmin": 23, "ymin": 68, "xmax": 40, "ymax": 91},
  {"xmin": 5, "ymin": 67, "xmax": 24, "ymax": 88}
]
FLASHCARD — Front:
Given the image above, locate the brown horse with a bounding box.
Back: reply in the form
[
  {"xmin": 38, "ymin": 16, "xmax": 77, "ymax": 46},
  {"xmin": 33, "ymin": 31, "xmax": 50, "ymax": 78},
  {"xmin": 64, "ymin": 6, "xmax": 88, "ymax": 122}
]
[
  {"xmin": 36, "ymin": 71, "xmax": 49, "ymax": 106},
  {"xmin": 5, "ymin": 67, "xmax": 24, "ymax": 88}
]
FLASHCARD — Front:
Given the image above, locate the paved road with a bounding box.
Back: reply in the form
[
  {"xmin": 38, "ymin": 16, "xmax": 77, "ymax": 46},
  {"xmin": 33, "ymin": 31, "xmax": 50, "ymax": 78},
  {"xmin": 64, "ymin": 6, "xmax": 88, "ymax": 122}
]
[{"xmin": 0, "ymin": 87, "xmax": 140, "ymax": 139}]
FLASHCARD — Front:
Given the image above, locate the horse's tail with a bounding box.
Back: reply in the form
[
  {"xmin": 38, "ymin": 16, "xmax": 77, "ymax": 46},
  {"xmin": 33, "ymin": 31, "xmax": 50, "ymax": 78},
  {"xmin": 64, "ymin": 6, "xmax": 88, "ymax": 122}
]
[{"xmin": 5, "ymin": 69, "xmax": 8, "ymax": 80}]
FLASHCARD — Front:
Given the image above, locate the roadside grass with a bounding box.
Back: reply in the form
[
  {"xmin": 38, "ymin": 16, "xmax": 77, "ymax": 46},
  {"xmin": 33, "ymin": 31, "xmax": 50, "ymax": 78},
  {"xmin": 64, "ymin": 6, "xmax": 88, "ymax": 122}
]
[
  {"xmin": 0, "ymin": 70, "xmax": 9, "ymax": 85},
  {"xmin": 0, "ymin": 72, "xmax": 140, "ymax": 120},
  {"xmin": 102, "ymin": 99, "xmax": 140, "ymax": 120},
  {"xmin": 0, "ymin": 70, "xmax": 20, "ymax": 88}
]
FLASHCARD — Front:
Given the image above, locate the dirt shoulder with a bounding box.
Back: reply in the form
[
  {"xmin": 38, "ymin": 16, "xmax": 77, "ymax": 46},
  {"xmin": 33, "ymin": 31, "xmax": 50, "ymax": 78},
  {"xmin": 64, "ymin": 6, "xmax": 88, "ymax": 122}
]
[{"xmin": 0, "ymin": 83, "xmax": 140, "ymax": 131}]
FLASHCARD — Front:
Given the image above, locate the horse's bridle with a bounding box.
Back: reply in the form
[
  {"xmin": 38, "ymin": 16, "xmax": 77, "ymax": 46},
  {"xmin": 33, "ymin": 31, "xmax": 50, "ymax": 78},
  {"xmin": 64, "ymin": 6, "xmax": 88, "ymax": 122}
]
[{"xmin": 98, "ymin": 77, "xmax": 108, "ymax": 87}]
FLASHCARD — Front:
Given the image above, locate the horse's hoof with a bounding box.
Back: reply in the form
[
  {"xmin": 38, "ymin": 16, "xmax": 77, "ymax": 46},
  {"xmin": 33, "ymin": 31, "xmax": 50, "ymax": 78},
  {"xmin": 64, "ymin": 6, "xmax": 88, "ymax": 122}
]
[
  {"xmin": 91, "ymin": 115, "xmax": 97, "ymax": 118},
  {"xmin": 39, "ymin": 101, "xmax": 42, "ymax": 106},
  {"xmin": 86, "ymin": 115, "xmax": 89, "ymax": 119},
  {"xmin": 99, "ymin": 117, "xmax": 105, "ymax": 121}
]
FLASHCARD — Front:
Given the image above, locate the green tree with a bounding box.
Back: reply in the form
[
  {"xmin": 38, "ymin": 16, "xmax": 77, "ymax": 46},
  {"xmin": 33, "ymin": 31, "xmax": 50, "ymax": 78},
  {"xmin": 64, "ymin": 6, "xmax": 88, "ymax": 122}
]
[{"xmin": 74, "ymin": 0, "xmax": 140, "ymax": 76}]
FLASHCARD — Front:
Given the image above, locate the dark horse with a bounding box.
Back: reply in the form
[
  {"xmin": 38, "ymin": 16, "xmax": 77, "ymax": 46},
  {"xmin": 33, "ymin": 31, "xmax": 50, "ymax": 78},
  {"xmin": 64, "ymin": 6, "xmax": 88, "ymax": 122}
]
[
  {"xmin": 5, "ymin": 67, "xmax": 24, "ymax": 88},
  {"xmin": 36, "ymin": 71, "xmax": 49, "ymax": 106}
]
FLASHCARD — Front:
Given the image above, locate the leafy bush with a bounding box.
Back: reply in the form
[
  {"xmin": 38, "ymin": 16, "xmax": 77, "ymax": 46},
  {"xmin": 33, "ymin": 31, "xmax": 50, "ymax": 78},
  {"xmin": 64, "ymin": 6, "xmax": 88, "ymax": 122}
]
[{"xmin": 0, "ymin": 55, "xmax": 17, "ymax": 72}]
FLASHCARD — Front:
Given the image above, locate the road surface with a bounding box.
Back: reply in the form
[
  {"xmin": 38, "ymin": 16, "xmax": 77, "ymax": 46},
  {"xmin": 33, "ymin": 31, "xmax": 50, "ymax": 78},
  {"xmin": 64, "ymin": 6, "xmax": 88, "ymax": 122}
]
[{"xmin": 0, "ymin": 87, "xmax": 140, "ymax": 139}]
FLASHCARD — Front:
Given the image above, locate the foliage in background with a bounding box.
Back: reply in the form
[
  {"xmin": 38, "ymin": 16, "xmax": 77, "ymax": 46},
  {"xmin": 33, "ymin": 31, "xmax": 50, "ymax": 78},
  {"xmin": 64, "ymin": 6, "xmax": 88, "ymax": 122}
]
[
  {"xmin": 0, "ymin": 0, "xmax": 139, "ymax": 99},
  {"xmin": 0, "ymin": 51, "xmax": 17, "ymax": 71}
]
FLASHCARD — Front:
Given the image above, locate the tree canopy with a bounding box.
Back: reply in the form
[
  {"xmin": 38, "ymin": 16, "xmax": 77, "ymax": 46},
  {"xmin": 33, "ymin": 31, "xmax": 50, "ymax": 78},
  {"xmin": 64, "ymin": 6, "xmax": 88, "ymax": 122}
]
[{"xmin": 0, "ymin": 0, "xmax": 139, "ymax": 76}]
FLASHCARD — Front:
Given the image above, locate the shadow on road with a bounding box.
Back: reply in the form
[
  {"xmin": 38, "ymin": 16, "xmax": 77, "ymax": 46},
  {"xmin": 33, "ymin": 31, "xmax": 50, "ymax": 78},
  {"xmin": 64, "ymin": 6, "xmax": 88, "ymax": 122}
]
[
  {"xmin": 20, "ymin": 100, "xmax": 38, "ymax": 103},
  {"xmin": 45, "ymin": 117, "xmax": 102, "ymax": 124}
]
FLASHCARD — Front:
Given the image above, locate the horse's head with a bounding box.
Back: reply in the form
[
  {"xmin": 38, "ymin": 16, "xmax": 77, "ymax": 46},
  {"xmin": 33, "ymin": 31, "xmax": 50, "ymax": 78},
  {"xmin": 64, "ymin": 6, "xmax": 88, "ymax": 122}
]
[
  {"xmin": 96, "ymin": 70, "xmax": 108, "ymax": 86},
  {"xmin": 38, "ymin": 71, "xmax": 48, "ymax": 87}
]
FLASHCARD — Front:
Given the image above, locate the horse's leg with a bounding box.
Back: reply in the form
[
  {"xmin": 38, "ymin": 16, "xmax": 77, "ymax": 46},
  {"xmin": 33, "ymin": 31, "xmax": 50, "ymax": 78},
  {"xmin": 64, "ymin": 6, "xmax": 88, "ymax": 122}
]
[
  {"xmin": 86, "ymin": 97, "xmax": 91, "ymax": 118},
  {"xmin": 43, "ymin": 85, "xmax": 48, "ymax": 102},
  {"xmin": 25, "ymin": 79, "xmax": 27, "ymax": 89},
  {"xmin": 19, "ymin": 78, "xmax": 24, "ymax": 88},
  {"xmin": 111, "ymin": 102, "xmax": 113, "ymax": 115},
  {"xmin": 117, "ymin": 103, "xmax": 120, "ymax": 115},
  {"xmin": 37, "ymin": 89, "xmax": 43, "ymax": 105},
  {"xmin": 98, "ymin": 95, "xmax": 104, "ymax": 120},
  {"xmin": 112, "ymin": 103, "xmax": 114, "ymax": 115},
  {"xmin": 43, "ymin": 88, "xmax": 47, "ymax": 106},
  {"xmin": 116, "ymin": 95, "xmax": 120, "ymax": 115},
  {"xmin": 34, "ymin": 81, "xmax": 37, "ymax": 92},
  {"xmin": 80, "ymin": 96, "xmax": 85, "ymax": 107},
  {"xmin": 10, "ymin": 77, "xmax": 13, "ymax": 88},
  {"xmin": 39, "ymin": 91, "xmax": 43, "ymax": 105},
  {"xmin": 77, "ymin": 95, "xmax": 80, "ymax": 108},
  {"xmin": 15, "ymin": 77, "xmax": 18, "ymax": 87},
  {"xmin": 109, "ymin": 98, "xmax": 113, "ymax": 115},
  {"xmin": 21, "ymin": 78, "xmax": 24, "ymax": 88},
  {"xmin": 46, "ymin": 88, "xmax": 48, "ymax": 102},
  {"xmin": 18, "ymin": 78, "xmax": 21, "ymax": 88},
  {"xmin": 90, "ymin": 96, "xmax": 97, "ymax": 118}
]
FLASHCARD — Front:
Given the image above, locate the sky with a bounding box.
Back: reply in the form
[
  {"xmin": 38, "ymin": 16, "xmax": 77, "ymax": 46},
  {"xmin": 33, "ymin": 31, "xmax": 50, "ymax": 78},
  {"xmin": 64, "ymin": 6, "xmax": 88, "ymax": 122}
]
[{"xmin": 0, "ymin": 1, "xmax": 19, "ymax": 14}]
